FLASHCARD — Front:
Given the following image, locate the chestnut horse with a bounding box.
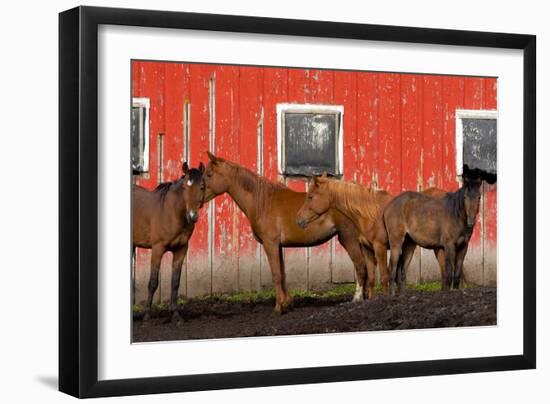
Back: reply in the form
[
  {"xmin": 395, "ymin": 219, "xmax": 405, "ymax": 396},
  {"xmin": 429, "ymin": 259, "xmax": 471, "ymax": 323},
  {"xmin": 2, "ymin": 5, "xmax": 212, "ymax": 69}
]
[
  {"xmin": 296, "ymin": 173, "xmax": 393, "ymax": 298},
  {"xmin": 203, "ymin": 152, "xmax": 369, "ymax": 313},
  {"xmin": 296, "ymin": 176, "xmax": 453, "ymax": 296},
  {"xmin": 384, "ymin": 175, "xmax": 485, "ymax": 293},
  {"xmin": 133, "ymin": 162, "xmax": 205, "ymax": 323}
]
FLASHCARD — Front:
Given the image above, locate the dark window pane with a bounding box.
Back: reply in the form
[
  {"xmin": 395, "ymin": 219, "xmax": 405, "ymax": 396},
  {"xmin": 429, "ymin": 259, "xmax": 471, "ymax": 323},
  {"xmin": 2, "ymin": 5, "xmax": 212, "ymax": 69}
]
[
  {"xmin": 131, "ymin": 106, "xmax": 144, "ymax": 172},
  {"xmin": 284, "ymin": 112, "xmax": 339, "ymax": 176},
  {"xmin": 462, "ymin": 118, "xmax": 497, "ymax": 175}
]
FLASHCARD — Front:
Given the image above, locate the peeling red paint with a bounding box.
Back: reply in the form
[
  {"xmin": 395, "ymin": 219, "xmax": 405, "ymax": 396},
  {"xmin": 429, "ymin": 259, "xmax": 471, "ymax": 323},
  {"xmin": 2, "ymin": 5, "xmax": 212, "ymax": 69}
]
[{"xmin": 132, "ymin": 61, "xmax": 498, "ymax": 297}]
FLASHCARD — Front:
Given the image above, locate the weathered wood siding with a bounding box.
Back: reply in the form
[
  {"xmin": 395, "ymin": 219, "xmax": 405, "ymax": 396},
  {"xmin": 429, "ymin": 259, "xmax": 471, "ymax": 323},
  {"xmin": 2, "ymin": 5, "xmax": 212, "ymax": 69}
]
[{"xmin": 132, "ymin": 61, "xmax": 497, "ymax": 303}]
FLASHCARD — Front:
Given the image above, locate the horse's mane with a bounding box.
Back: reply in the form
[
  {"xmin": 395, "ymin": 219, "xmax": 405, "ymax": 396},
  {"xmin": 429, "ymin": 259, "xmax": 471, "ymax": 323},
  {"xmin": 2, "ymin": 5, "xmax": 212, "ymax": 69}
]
[
  {"xmin": 153, "ymin": 168, "xmax": 203, "ymax": 202},
  {"xmin": 226, "ymin": 161, "xmax": 287, "ymax": 214},
  {"xmin": 324, "ymin": 179, "xmax": 384, "ymax": 221},
  {"xmin": 443, "ymin": 187, "xmax": 466, "ymax": 220},
  {"xmin": 154, "ymin": 181, "xmax": 174, "ymax": 201}
]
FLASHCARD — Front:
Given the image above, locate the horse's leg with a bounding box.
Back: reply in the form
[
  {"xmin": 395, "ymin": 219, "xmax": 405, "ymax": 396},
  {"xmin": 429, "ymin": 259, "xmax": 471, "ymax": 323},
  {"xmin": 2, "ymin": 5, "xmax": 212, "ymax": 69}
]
[
  {"xmin": 144, "ymin": 245, "xmax": 164, "ymax": 321},
  {"xmin": 374, "ymin": 242, "xmax": 389, "ymax": 296},
  {"xmin": 263, "ymin": 242, "xmax": 287, "ymax": 314},
  {"xmin": 453, "ymin": 243, "xmax": 469, "ymax": 289},
  {"xmin": 337, "ymin": 233, "xmax": 367, "ymax": 302},
  {"xmin": 169, "ymin": 244, "xmax": 188, "ymax": 325},
  {"xmin": 362, "ymin": 246, "xmax": 377, "ymax": 300},
  {"xmin": 396, "ymin": 239, "xmax": 416, "ymax": 295},
  {"xmin": 443, "ymin": 244, "xmax": 457, "ymax": 291},
  {"xmin": 279, "ymin": 247, "xmax": 294, "ymax": 311},
  {"xmin": 388, "ymin": 233, "xmax": 406, "ymax": 297},
  {"xmin": 434, "ymin": 248, "xmax": 446, "ymax": 289}
]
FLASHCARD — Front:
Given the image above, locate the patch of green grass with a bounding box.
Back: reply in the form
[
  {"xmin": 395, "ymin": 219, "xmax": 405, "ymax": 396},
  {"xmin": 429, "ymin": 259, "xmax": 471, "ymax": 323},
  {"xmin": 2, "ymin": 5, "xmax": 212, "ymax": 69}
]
[
  {"xmin": 132, "ymin": 281, "xmax": 451, "ymax": 313},
  {"xmin": 406, "ymin": 281, "xmax": 442, "ymax": 292}
]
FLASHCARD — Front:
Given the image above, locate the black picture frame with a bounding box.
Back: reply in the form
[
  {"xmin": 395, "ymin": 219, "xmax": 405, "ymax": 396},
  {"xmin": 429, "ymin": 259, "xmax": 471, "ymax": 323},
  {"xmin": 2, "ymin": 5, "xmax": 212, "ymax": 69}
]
[{"xmin": 59, "ymin": 5, "xmax": 536, "ymax": 398}]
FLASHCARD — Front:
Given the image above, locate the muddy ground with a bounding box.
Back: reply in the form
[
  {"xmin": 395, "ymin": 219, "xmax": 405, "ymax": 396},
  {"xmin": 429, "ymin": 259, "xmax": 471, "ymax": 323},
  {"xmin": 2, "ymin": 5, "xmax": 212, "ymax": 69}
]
[{"xmin": 132, "ymin": 287, "xmax": 496, "ymax": 342}]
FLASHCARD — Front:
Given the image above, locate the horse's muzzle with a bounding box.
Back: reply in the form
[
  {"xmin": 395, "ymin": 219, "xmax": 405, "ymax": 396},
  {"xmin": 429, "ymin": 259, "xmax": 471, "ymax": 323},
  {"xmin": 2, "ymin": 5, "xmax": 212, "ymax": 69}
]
[{"xmin": 187, "ymin": 211, "xmax": 199, "ymax": 223}]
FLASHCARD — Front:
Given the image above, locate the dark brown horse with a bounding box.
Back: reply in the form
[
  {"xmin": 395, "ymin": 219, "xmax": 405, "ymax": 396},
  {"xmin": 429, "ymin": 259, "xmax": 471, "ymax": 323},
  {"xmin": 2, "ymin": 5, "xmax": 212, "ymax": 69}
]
[
  {"xmin": 133, "ymin": 162, "xmax": 205, "ymax": 323},
  {"xmin": 203, "ymin": 152, "xmax": 369, "ymax": 313},
  {"xmin": 296, "ymin": 173, "xmax": 394, "ymax": 298},
  {"xmin": 384, "ymin": 175, "xmax": 484, "ymax": 293}
]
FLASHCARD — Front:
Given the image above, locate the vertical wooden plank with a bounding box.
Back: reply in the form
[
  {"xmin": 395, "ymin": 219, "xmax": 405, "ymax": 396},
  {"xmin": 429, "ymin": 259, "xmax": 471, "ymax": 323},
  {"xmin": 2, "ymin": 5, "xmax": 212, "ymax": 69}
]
[
  {"xmin": 326, "ymin": 71, "xmax": 359, "ymax": 288},
  {"xmin": 133, "ymin": 62, "xmax": 166, "ymax": 302},
  {"xmin": 484, "ymin": 78, "xmax": 498, "ymax": 110},
  {"xmin": 212, "ymin": 65, "xmax": 240, "ymax": 294},
  {"xmin": 461, "ymin": 77, "xmax": 485, "ymax": 284},
  {"xmin": 131, "ymin": 60, "xmax": 142, "ymax": 97},
  {"xmin": 463, "ymin": 77, "xmax": 484, "ymax": 109},
  {"xmin": 285, "ymin": 68, "xmax": 308, "ymax": 192},
  {"xmin": 355, "ymin": 72, "xmax": 379, "ymax": 188},
  {"xmin": 400, "ymin": 74, "xmax": 422, "ymax": 283},
  {"xmin": 334, "ymin": 71, "xmax": 358, "ymax": 182},
  {"xmin": 310, "ymin": 69, "xmax": 334, "ymax": 103},
  {"xmin": 155, "ymin": 63, "xmax": 189, "ymax": 301},
  {"xmin": 287, "ymin": 68, "xmax": 309, "ymax": 103},
  {"xmin": 378, "ymin": 73, "xmax": 401, "ymax": 195},
  {"xmin": 131, "ymin": 60, "xmax": 148, "ymax": 304},
  {"xmin": 400, "ymin": 74, "xmax": 422, "ymax": 192},
  {"xmin": 420, "ymin": 74, "xmax": 444, "ymax": 282},
  {"xmin": 186, "ymin": 63, "xmax": 215, "ymax": 297},
  {"xmin": 304, "ymin": 69, "xmax": 336, "ymax": 290},
  {"xmin": 483, "ymin": 77, "xmax": 498, "ymax": 285},
  {"xmin": 442, "ymin": 76, "xmax": 464, "ymax": 191},
  {"xmin": 261, "ymin": 67, "xmax": 307, "ymax": 288},
  {"xmin": 262, "ymin": 67, "xmax": 288, "ymax": 183},
  {"xmin": 422, "ymin": 75, "xmax": 443, "ymax": 190},
  {"xmin": 237, "ymin": 66, "xmax": 262, "ymax": 292}
]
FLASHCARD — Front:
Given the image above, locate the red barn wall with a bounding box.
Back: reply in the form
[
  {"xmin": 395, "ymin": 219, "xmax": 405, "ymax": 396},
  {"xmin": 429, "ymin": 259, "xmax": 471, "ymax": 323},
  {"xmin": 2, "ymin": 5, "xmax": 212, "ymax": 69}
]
[{"xmin": 132, "ymin": 61, "xmax": 497, "ymax": 303}]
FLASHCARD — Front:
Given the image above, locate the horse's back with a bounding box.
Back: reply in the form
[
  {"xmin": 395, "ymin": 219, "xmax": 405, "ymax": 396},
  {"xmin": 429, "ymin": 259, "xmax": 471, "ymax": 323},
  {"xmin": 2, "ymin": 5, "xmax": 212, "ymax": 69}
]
[{"xmin": 132, "ymin": 184, "xmax": 156, "ymax": 248}]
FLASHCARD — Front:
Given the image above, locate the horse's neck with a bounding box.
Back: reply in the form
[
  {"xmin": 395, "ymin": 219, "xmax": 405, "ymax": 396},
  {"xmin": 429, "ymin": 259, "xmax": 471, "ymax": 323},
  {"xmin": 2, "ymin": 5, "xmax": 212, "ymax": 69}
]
[
  {"xmin": 226, "ymin": 182, "xmax": 256, "ymax": 219},
  {"xmin": 167, "ymin": 186, "xmax": 188, "ymax": 217},
  {"xmin": 329, "ymin": 188, "xmax": 365, "ymax": 229}
]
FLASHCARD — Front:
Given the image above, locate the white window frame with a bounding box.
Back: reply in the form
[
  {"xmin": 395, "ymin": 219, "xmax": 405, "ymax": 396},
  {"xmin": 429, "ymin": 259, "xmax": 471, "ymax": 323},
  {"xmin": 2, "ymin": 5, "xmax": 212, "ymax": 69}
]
[
  {"xmin": 276, "ymin": 103, "xmax": 344, "ymax": 176},
  {"xmin": 132, "ymin": 97, "xmax": 150, "ymax": 173},
  {"xmin": 455, "ymin": 108, "xmax": 498, "ymax": 179}
]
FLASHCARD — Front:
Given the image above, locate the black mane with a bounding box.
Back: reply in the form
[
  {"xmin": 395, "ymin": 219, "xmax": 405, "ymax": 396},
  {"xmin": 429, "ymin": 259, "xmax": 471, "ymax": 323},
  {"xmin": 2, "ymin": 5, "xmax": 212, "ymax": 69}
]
[
  {"xmin": 154, "ymin": 181, "xmax": 174, "ymax": 201},
  {"xmin": 153, "ymin": 168, "xmax": 204, "ymax": 201},
  {"xmin": 443, "ymin": 187, "xmax": 466, "ymax": 220}
]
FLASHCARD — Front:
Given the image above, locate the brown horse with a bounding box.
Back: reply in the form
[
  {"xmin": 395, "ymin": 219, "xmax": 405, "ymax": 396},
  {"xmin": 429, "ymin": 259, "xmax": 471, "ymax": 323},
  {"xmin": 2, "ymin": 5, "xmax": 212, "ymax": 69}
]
[
  {"xmin": 384, "ymin": 176, "xmax": 484, "ymax": 293},
  {"xmin": 296, "ymin": 177, "xmax": 455, "ymax": 296},
  {"xmin": 133, "ymin": 162, "xmax": 205, "ymax": 323},
  {"xmin": 203, "ymin": 152, "xmax": 369, "ymax": 313},
  {"xmin": 296, "ymin": 173, "xmax": 393, "ymax": 298}
]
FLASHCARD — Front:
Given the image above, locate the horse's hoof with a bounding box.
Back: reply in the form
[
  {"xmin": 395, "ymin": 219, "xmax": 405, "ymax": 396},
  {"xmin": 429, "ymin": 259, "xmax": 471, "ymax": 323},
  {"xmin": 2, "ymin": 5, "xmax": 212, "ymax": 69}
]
[
  {"xmin": 274, "ymin": 304, "xmax": 283, "ymax": 316},
  {"xmin": 282, "ymin": 297, "xmax": 294, "ymax": 311},
  {"xmin": 171, "ymin": 312, "xmax": 184, "ymax": 327},
  {"xmin": 352, "ymin": 294, "xmax": 364, "ymax": 303}
]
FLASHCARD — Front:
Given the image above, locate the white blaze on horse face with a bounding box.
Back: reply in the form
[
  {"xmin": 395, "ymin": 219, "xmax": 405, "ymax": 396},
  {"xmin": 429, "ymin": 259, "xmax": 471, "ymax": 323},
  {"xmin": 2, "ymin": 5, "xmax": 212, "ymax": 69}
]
[{"xmin": 186, "ymin": 179, "xmax": 193, "ymax": 186}]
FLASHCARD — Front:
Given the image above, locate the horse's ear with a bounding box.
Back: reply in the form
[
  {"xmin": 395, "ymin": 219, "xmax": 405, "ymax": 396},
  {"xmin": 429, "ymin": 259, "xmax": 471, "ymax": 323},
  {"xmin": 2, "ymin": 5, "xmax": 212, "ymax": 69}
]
[
  {"xmin": 312, "ymin": 175, "xmax": 320, "ymax": 186},
  {"xmin": 198, "ymin": 162, "xmax": 205, "ymax": 173},
  {"xmin": 206, "ymin": 151, "xmax": 217, "ymax": 164},
  {"xmin": 182, "ymin": 161, "xmax": 190, "ymax": 175}
]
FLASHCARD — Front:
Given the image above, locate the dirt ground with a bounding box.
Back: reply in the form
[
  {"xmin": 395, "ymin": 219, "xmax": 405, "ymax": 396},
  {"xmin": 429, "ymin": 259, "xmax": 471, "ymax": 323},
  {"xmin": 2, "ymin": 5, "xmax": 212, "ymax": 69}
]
[{"xmin": 132, "ymin": 286, "xmax": 496, "ymax": 342}]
